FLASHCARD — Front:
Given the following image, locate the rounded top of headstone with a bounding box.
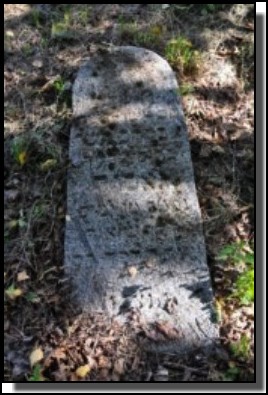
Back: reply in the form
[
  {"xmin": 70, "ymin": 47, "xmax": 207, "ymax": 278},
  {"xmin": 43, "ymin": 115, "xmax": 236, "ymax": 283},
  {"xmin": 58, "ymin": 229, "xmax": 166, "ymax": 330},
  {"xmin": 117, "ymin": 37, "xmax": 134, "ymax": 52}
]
[{"xmin": 73, "ymin": 46, "xmax": 178, "ymax": 117}]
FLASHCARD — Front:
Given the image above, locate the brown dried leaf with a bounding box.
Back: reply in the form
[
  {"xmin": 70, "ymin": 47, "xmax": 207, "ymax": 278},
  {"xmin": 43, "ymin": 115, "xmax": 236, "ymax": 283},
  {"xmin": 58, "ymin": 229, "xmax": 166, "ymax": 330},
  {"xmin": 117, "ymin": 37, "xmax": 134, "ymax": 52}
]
[
  {"xmin": 86, "ymin": 356, "xmax": 97, "ymax": 369},
  {"xmin": 99, "ymin": 368, "xmax": 109, "ymax": 380},
  {"xmin": 98, "ymin": 355, "xmax": 111, "ymax": 369},
  {"xmin": 17, "ymin": 271, "xmax": 30, "ymax": 282},
  {"xmin": 30, "ymin": 347, "xmax": 44, "ymax": 367},
  {"xmin": 40, "ymin": 75, "xmax": 60, "ymax": 92},
  {"xmin": 53, "ymin": 348, "xmax": 66, "ymax": 361},
  {"xmin": 155, "ymin": 321, "xmax": 180, "ymax": 339},
  {"xmin": 113, "ymin": 358, "xmax": 125, "ymax": 375}
]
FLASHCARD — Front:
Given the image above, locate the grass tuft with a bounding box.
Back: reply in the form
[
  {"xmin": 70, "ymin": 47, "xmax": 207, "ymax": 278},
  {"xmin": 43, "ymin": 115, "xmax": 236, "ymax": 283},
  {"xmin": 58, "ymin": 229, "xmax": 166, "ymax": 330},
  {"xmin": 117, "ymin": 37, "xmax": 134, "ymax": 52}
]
[{"xmin": 165, "ymin": 36, "xmax": 201, "ymax": 75}]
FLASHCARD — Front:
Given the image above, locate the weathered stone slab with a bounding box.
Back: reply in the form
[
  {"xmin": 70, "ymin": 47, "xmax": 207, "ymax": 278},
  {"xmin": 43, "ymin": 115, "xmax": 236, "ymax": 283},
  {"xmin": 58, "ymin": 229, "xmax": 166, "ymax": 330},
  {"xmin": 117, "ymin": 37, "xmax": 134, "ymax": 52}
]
[{"xmin": 65, "ymin": 46, "xmax": 218, "ymax": 354}]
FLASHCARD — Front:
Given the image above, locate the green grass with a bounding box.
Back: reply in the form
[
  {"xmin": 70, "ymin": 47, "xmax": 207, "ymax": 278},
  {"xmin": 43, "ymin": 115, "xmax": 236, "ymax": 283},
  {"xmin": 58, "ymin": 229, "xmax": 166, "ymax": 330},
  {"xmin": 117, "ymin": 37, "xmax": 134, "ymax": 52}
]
[
  {"xmin": 11, "ymin": 136, "xmax": 29, "ymax": 166},
  {"xmin": 21, "ymin": 43, "xmax": 35, "ymax": 56},
  {"xmin": 28, "ymin": 364, "xmax": 45, "ymax": 381},
  {"xmin": 230, "ymin": 334, "xmax": 251, "ymax": 360},
  {"xmin": 179, "ymin": 83, "xmax": 195, "ymax": 96},
  {"xmin": 51, "ymin": 10, "xmax": 72, "ymax": 39},
  {"xmin": 237, "ymin": 41, "xmax": 254, "ymax": 91},
  {"xmin": 51, "ymin": 76, "xmax": 72, "ymax": 110},
  {"xmin": 165, "ymin": 36, "xmax": 201, "ymax": 75},
  {"xmin": 53, "ymin": 77, "xmax": 65, "ymax": 95},
  {"xmin": 77, "ymin": 7, "xmax": 91, "ymax": 26},
  {"xmin": 119, "ymin": 21, "xmax": 164, "ymax": 48},
  {"xmin": 200, "ymin": 4, "xmax": 224, "ymax": 15},
  {"xmin": 30, "ymin": 8, "xmax": 43, "ymax": 28},
  {"xmin": 223, "ymin": 364, "xmax": 241, "ymax": 381},
  {"xmin": 217, "ymin": 241, "xmax": 254, "ymax": 306}
]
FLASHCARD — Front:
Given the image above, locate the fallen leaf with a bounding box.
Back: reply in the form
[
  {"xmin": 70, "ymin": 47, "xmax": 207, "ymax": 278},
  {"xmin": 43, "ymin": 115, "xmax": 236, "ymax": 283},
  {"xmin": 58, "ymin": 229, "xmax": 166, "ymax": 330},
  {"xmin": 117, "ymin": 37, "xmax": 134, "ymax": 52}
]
[
  {"xmin": 155, "ymin": 321, "xmax": 180, "ymax": 339},
  {"xmin": 26, "ymin": 292, "xmax": 41, "ymax": 303},
  {"xmin": 32, "ymin": 59, "xmax": 43, "ymax": 69},
  {"xmin": 53, "ymin": 348, "xmax": 66, "ymax": 361},
  {"xmin": 75, "ymin": 364, "xmax": 90, "ymax": 378},
  {"xmin": 5, "ymin": 285, "xmax": 23, "ymax": 300},
  {"xmin": 6, "ymin": 30, "xmax": 15, "ymax": 38},
  {"xmin": 7, "ymin": 220, "xmax": 18, "ymax": 230},
  {"xmin": 113, "ymin": 358, "xmax": 125, "ymax": 375},
  {"xmin": 17, "ymin": 271, "xmax": 30, "ymax": 282},
  {"xmin": 153, "ymin": 365, "xmax": 169, "ymax": 381},
  {"xmin": 18, "ymin": 151, "xmax": 27, "ymax": 166},
  {"xmin": 214, "ymin": 299, "xmax": 223, "ymax": 323},
  {"xmin": 98, "ymin": 355, "xmax": 111, "ymax": 369},
  {"xmin": 40, "ymin": 159, "xmax": 57, "ymax": 172},
  {"xmin": 150, "ymin": 25, "xmax": 163, "ymax": 36},
  {"xmin": 144, "ymin": 328, "xmax": 164, "ymax": 342},
  {"xmin": 30, "ymin": 348, "xmax": 44, "ymax": 367},
  {"xmin": 212, "ymin": 145, "xmax": 225, "ymax": 155},
  {"xmin": 87, "ymin": 356, "xmax": 97, "ymax": 369},
  {"xmin": 40, "ymin": 75, "xmax": 61, "ymax": 92},
  {"xmin": 127, "ymin": 266, "xmax": 137, "ymax": 278},
  {"xmin": 245, "ymin": 22, "xmax": 254, "ymax": 31}
]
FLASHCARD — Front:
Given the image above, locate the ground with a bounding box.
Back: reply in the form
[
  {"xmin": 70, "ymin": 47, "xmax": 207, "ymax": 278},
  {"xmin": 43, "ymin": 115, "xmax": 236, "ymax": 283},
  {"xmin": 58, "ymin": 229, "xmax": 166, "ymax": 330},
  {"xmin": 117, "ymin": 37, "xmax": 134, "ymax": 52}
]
[{"xmin": 4, "ymin": 4, "xmax": 254, "ymax": 382}]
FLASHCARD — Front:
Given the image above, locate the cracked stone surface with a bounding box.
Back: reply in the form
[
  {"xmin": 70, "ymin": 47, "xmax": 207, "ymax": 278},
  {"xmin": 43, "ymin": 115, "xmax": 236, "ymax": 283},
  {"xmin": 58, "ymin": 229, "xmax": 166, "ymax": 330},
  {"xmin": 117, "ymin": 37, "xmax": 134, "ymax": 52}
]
[{"xmin": 65, "ymin": 46, "xmax": 218, "ymax": 354}]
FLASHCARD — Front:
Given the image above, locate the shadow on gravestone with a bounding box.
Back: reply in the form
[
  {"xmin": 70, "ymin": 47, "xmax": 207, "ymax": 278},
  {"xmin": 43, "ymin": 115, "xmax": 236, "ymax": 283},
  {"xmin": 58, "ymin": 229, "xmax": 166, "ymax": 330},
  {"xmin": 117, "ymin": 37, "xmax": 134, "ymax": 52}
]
[{"xmin": 65, "ymin": 46, "xmax": 219, "ymax": 355}]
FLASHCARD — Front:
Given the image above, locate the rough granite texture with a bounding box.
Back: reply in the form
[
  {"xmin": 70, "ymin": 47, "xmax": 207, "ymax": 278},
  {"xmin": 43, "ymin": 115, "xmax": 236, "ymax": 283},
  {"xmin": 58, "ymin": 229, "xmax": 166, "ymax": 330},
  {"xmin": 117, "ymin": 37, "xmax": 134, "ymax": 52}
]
[{"xmin": 65, "ymin": 46, "xmax": 218, "ymax": 354}]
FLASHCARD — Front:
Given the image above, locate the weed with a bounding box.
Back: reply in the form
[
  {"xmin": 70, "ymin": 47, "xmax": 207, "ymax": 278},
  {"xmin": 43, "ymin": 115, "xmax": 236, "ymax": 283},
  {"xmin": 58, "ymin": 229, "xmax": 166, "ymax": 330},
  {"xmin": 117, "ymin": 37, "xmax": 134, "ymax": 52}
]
[
  {"xmin": 40, "ymin": 37, "xmax": 49, "ymax": 50},
  {"xmin": 165, "ymin": 36, "xmax": 201, "ymax": 75},
  {"xmin": 4, "ymin": 30, "xmax": 14, "ymax": 53},
  {"xmin": 32, "ymin": 204, "xmax": 47, "ymax": 220},
  {"xmin": 28, "ymin": 363, "xmax": 45, "ymax": 381},
  {"xmin": 179, "ymin": 83, "xmax": 195, "ymax": 96},
  {"xmin": 119, "ymin": 21, "xmax": 138, "ymax": 41},
  {"xmin": 217, "ymin": 241, "xmax": 254, "ymax": 305},
  {"xmin": 53, "ymin": 77, "xmax": 65, "ymax": 95},
  {"xmin": 236, "ymin": 41, "xmax": 254, "ymax": 90},
  {"xmin": 51, "ymin": 76, "xmax": 71, "ymax": 110},
  {"xmin": 223, "ymin": 364, "xmax": 241, "ymax": 381},
  {"xmin": 30, "ymin": 8, "xmax": 42, "ymax": 28},
  {"xmin": 135, "ymin": 31, "xmax": 159, "ymax": 46},
  {"xmin": 22, "ymin": 43, "xmax": 34, "ymax": 56},
  {"xmin": 11, "ymin": 136, "xmax": 29, "ymax": 166},
  {"xmin": 25, "ymin": 292, "xmax": 41, "ymax": 303},
  {"xmin": 233, "ymin": 267, "xmax": 254, "ymax": 305},
  {"xmin": 230, "ymin": 334, "xmax": 251, "ymax": 360},
  {"xmin": 77, "ymin": 7, "xmax": 91, "ymax": 26},
  {"xmin": 51, "ymin": 10, "xmax": 72, "ymax": 39},
  {"xmin": 201, "ymin": 4, "xmax": 218, "ymax": 15},
  {"xmin": 119, "ymin": 21, "xmax": 164, "ymax": 47}
]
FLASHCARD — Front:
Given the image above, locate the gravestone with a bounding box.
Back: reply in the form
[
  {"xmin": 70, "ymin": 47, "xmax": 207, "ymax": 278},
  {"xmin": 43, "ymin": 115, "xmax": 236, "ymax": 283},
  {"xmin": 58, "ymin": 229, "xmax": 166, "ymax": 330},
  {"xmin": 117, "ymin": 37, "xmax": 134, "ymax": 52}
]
[{"xmin": 65, "ymin": 46, "xmax": 218, "ymax": 354}]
